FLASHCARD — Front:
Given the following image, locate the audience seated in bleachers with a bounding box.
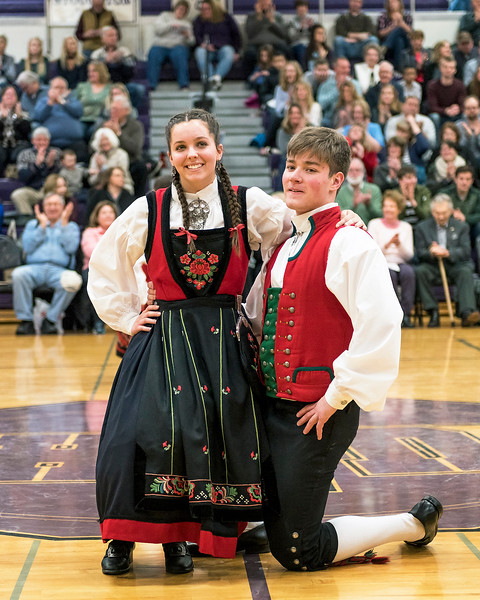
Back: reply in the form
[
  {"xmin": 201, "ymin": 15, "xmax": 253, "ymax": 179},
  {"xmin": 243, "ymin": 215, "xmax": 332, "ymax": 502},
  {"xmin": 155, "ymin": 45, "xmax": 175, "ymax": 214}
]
[
  {"xmin": 373, "ymin": 136, "xmax": 409, "ymax": 191},
  {"xmin": 91, "ymin": 26, "xmax": 145, "ymax": 109},
  {"xmin": 146, "ymin": 1, "xmax": 194, "ymax": 91},
  {"xmin": 287, "ymin": 0, "xmax": 317, "ymax": 70},
  {"xmin": 75, "ymin": 0, "xmax": 120, "ymax": 60},
  {"xmin": 18, "ymin": 37, "xmax": 50, "ymax": 85},
  {"xmin": 354, "ymin": 42, "xmax": 381, "ymax": 94},
  {"xmin": 11, "ymin": 126, "xmax": 62, "ymax": 215},
  {"xmin": 74, "ymin": 61, "xmax": 111, "ymax": 140},
  {"xmin": 305, "ymin": 24, "xmax": 334, "ymax": 72},
  {"xmin": 334, "ymin": 0, "xmax": 378, "ymax": 64},
  {"xmin": 93, "ymin": 95, "xmax": 147, "ymax": 197},
  {"xmin": 243, "ymin": 0, "xmax": 290, "ymax": 78},
  {"xmin": 377, "ymin": 0, "xmax": 413, "ymax": 72},
  {"xmin": 33, "ymin": 77, "xmax": 88, "ymax": 163},
  {"xmin": 85, "ymin": 166, "xmax": 134, "ymax": 226},
  {"xmin": 336, "ymin": 156, "xmax": 383, "ymax": 222},
  {"xmin": 15, "ymin": 71, "xmax": 48, "ymax": 123},
  {"xmin": 0, "ymin": 1, "xmax": 479, "ymax": 332},
  {"xmin": 80, "ymin": 200, "xmax": 118, "ymax": 334},
  {"xmin": 0, "ymin": 35, "xmax": 17, "ymax": 92},
  {"xmin": 54, "ymin": 36, "xmax": 88, "ymax": 91},
  {"xmin": 368, "ymin": 189, "xmax": 416, "ymax": 327},
  {"xmin": 12, "ymin": 192, "xmax": 81, "ymax": 336},
  {"xmin": 88, "ymin": 127, "xmax": 133, "ymax": 194},
  {"xmin": 0, "ymin": 86, "xmax": 31, "ymax": 177},
  {"xmin": 193, "ymin": 0, "xmax": 243, "ymax": 91},
  {"xmin": 414, "ymin": 193, "xmax": 479, "ymax": 327}
]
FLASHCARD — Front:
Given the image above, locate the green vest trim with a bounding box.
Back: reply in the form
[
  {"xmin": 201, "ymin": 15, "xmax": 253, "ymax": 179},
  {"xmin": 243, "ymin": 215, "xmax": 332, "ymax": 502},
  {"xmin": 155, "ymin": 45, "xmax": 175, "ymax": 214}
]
[
  {"xmin": 260, "ymin": 287, "xmax": 281, "ymax": 398},
  {"xmin": 292, "ymin": 366, "xmax": 334, "ymax": 383}
]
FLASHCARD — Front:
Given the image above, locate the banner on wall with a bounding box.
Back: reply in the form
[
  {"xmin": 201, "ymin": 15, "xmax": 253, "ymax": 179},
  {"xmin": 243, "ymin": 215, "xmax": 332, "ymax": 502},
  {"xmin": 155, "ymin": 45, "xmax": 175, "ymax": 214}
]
[{"xmin": 47, "ymin": 0, "xmax": 136, "ymax": 26}]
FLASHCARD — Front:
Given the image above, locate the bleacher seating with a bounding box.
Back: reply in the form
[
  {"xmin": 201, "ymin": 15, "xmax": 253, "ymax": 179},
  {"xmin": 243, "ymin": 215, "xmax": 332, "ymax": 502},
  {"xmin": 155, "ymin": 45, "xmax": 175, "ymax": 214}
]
[{"xmin": 0, "ymin": 178, "xmax": 25, "ymax": 235}]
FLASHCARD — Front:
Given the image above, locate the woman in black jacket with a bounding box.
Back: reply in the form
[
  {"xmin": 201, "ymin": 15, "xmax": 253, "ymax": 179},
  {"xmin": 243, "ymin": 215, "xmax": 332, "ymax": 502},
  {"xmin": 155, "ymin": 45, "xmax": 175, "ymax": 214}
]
[
  {"xmin": 0, "ymin": 86, "xmax": 31, "ymax": 176},
  {"xmin": 85, "ymin": 166, "xmax": 134, "ymax": 226}
]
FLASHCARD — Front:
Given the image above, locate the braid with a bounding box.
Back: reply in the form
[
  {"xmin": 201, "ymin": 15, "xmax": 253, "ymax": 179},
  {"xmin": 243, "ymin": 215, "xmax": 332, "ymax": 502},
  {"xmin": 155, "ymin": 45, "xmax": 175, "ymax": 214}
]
[
  {"xmin": 172, "ymin": 167, "xmax": 196, "ymax": 252},
  {"xmin": 217, "ymin": 162, "xmax": 243, "ymax": 255}
]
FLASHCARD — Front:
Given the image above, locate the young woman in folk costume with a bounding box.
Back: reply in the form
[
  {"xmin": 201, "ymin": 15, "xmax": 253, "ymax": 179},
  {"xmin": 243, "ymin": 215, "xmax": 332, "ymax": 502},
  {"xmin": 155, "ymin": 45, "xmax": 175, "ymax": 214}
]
[{"xmin": 88, "ymin": 109, "xmax": 364, "ymax": 576}]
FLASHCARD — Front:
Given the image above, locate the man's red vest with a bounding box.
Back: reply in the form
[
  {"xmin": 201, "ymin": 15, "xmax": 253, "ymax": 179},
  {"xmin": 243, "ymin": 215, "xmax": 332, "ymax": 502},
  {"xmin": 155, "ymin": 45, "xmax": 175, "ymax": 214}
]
[{"xmin": 262, "ymin": 206, "xmax": 354, "ymax": 403}]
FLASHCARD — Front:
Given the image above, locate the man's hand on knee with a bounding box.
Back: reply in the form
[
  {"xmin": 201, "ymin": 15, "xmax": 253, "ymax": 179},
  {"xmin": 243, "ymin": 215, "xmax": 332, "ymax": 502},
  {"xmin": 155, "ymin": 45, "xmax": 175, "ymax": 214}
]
[{"xmin": 296, "ymin": 397, "xmax": 337, "ymax": 440}]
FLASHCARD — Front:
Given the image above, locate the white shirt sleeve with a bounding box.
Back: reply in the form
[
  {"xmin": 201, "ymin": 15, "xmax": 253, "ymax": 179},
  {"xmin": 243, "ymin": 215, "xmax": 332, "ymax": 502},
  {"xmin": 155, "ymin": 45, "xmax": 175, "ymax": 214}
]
[
  {"xmin": 245, "ymin": 186, "xmax": 293, "ymax": 256},
  {"xmin": 87, "ymin": 197, "xmax": 148, "ymax": 335},
  {"xmin": 324, "ymin": 226, "xmax": 403, "ymax": 412}
]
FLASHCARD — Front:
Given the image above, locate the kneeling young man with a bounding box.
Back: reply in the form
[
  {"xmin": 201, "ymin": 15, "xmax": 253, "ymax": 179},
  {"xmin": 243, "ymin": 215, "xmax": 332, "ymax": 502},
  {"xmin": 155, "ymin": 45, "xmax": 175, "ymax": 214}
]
[{"xmin": 246, "ymin": 127, "xmax": 442, "ymax": 571}]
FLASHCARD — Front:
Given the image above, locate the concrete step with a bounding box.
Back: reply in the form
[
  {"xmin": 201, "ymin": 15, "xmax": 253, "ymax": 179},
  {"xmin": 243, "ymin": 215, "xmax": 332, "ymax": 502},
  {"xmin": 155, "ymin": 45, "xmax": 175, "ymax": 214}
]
[
  {"xmin": 150, "ymin": 114, "xmax": 261, "ymax": 129},
  {"xmin": 150, "ymin": 105, "xmax": 261, "ymax": 118},
  {"xmin": 149, "ymin": 129, "xmax": 261, "ymax": 153},
  {"xmin": 222, "ymin": 153, "xmax": 269, "ymax": 169},
  {"xmin": 230, "ymin": 175, "xmax": 273, "ymax": 190}
]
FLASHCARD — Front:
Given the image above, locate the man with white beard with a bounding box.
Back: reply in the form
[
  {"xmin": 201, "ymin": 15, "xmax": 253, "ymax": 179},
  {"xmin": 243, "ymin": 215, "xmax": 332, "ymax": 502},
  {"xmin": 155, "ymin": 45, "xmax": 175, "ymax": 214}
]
[{"xmin": 336, "ymin": 157, "xmax": 383, "ymax": 224}]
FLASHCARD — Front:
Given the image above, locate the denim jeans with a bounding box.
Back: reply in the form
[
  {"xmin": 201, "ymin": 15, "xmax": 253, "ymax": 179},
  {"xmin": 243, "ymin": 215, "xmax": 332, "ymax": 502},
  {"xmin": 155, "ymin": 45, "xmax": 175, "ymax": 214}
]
[
  {"xmin": 194, "ymin": 45, "xmax": 235, "ymax": 80},
  {"xmin": 334, "ymin": 35, "xmax": 379, "ymax": 62},
  {"xmin": 12, "ymin": 263, "xmax": 77, "ymax": 322},
  {"xmin": 147, "ymin": 45, "xmax": 190, "ymax": 89}
]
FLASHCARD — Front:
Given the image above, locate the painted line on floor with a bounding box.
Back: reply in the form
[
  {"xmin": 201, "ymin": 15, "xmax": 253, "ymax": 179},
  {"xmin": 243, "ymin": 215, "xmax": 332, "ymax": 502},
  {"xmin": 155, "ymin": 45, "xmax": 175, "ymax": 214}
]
[
  {"xmin": 89, "ymin": 336, "xmax": 116, "ymax": 401},
  {"xmin": 457, "ymin": 532, "xmax": 480, "ymax": 560},
  {"xmin": 10, "ymin": 539, "xmax": 40, "ymax": 600},
  {"xmin": 457, "ymin": 338, "xmax": 480, "ymax": 352},
  {"xmin": 243, "ymin": 554, "xmax": 271, "ymax": 600}
]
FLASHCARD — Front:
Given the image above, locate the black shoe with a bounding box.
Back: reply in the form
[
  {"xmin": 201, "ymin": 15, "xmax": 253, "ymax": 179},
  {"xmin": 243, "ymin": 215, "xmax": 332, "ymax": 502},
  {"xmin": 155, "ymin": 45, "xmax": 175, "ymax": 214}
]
[
  {"xmin": 236, "ymin": 524, "xmax": 270, "ymax": 554},
  {"xmin": 16, "ymin": 320, "xmax": 35, "ymax": 335},
  {"xmin": 402, "ymin": 315, "xmax": 415, "ymax": 329},
  {"xmin": 40, "ymin": 318, "xmax": 58, "ymax": 335},
  {"xmin": 163, "ymin": 542, "xmax": 193, "ymax": 574},
  {"xmin": 101, "ymin": 540, "xmax": 135, "ymax": 575},
  {"xmin": 461, "ymin": 309, "xmax": 480, "ymax": 327},
  {"xmin": 427, "ymin": 309, "xmax": 440, "ymax": 328},
  {"xmin": 406, "ymin": 495, "xmax": 443, "ymax": 547}
]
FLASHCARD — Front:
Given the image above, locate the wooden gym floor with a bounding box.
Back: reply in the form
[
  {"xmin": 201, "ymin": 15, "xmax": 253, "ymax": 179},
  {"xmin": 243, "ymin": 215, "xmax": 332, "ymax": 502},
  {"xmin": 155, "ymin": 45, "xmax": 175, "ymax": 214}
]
[{"xmin": 0, "ymin": 315, "xmax": 479, "ymax": 600}]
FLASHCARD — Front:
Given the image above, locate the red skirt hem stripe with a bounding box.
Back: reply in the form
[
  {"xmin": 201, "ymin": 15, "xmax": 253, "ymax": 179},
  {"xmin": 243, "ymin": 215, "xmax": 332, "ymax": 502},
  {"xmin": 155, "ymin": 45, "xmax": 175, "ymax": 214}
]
[{"xmin": 100, "ymin": 519, "xmax": 246, "ymax": 558}]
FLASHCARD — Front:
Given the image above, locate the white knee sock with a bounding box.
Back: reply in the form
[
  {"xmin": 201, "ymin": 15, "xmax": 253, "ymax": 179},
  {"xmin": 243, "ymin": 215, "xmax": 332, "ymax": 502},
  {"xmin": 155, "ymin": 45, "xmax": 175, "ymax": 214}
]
[{"xmin": 329, "ymin": 513, "xmax": 425, "ymax": 563}]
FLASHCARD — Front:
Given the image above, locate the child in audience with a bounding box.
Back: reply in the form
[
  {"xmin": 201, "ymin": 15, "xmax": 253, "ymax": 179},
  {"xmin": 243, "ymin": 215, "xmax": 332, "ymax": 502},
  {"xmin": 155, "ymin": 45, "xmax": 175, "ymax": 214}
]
[
  {"xmin": 59, "ymin": 149, "xmax": 87, "ymax": 199},
  {"xmin": 398, "ymin": 65, "xmax": 422, "ymax": 102}
]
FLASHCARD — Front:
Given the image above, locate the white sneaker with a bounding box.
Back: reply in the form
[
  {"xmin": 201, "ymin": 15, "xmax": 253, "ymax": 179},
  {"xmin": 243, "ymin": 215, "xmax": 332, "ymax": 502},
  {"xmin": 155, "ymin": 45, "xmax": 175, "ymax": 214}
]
[{"xmin": 209, "ymin": 74, "xmax": 222, "ymax": 90}]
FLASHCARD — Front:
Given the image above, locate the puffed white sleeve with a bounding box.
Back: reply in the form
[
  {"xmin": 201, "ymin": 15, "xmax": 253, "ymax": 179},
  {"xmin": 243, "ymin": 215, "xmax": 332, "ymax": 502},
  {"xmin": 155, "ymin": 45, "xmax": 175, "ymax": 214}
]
[
  {"xmin": 87, "ymin": 198, "xmax": 148, "ymax": 335},
  {"xmin": 245, "ymin": 187, "xmax": 293, "ymax": 256},
  {"xmin": 324, "ymin": 226, "xmax": 403, "ymax": 412}
]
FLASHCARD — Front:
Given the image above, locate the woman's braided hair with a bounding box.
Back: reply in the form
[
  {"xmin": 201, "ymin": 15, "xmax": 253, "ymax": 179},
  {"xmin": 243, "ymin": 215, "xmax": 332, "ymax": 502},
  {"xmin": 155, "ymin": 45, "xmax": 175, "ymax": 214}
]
[{"xmin": 165, "ymin": 109, "xmax": 243, "ymax": 254}]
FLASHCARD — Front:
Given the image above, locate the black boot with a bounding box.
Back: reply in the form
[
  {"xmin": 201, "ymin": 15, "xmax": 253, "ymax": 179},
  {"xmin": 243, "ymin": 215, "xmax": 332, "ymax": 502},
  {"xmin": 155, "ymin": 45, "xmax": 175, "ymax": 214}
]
[
  {"xmin": 406, "ymin": 495, "xmax": 443, "ymax": 546},
  {"xmin": 427, "ymin": 309, "xmax": 440, "ymax": 328},
  {"xmin": 163, "ymin": 542, "xmax": 193, "ymax": 574},
  {"xmin": 101, "ymin": 540, "xmax": 135, "ymax": 575}
]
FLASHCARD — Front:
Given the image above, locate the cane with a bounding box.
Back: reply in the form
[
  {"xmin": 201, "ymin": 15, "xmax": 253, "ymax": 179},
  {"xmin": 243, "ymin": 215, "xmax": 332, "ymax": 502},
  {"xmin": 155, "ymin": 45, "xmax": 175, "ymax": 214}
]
[{"xmin": 438, "ymin": 256, "xmax": 455, "ymax": 327}]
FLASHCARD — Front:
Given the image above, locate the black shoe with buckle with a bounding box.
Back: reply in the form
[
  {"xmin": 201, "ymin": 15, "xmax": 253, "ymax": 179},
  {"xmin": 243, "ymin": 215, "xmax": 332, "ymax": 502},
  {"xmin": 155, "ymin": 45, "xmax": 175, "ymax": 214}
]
[
  {"xmin": 101, "ymin": 540, "xmax": 135, "ymax": 575},
  {"xmin": 237, "ymin": 524, "xmax": 270, "ymax": 554},
  {"xmin": 163, "ymin": 541, "xmax": 193, "ymax": 574},
  {"xmin": 405, "ymin": 495, "xmax": 443, "ymax": 547},
  {"xmin": 40, "ymin": 318, "xmax": 58, "ymax": 335}
]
